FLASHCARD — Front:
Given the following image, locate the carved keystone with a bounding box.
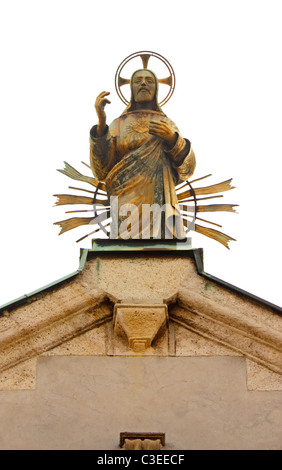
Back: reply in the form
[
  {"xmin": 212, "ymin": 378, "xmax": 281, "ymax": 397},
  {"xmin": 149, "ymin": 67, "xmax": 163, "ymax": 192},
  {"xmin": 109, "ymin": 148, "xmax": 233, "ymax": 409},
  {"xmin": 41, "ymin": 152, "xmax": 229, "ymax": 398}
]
[{"xmin": 113, "ymin": 304, "xmax": 168, "ymax": 352}]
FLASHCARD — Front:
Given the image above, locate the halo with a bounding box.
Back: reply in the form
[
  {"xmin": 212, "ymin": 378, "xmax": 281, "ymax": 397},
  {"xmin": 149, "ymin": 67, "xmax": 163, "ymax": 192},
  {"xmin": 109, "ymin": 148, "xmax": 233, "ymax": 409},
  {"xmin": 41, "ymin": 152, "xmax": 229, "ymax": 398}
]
[{"xmin": 115, "ymin": 51, "xmax": 176, "ymax": 107}]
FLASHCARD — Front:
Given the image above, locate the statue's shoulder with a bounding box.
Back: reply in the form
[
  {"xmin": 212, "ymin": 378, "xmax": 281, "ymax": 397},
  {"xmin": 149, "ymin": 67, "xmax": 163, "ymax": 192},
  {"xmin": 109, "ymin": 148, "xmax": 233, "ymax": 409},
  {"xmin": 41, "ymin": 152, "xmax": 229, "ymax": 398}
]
[
  {"xmin": 108, "ymin": 116, "xmax": 123, "ymax": 136},
  {"xmin": 163, "ymin": 116, "xmax": 179, "ymax": 132},
  {"xmin": 109, "ymin": 114, "xmax": 129, "ymax": 128}
]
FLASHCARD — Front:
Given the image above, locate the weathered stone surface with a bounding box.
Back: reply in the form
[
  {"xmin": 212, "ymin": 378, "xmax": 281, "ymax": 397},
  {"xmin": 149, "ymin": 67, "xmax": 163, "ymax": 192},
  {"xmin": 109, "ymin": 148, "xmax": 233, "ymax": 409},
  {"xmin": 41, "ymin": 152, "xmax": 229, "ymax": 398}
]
[
  {"xmin": 0, "ymin": 288, "xmax": 114, "ymax": 375},
  {"xmin": 169, "ymin": 298, "xmax": 282, "ymax": 375},
  {"xmin": 42, "ymin": 324, "xmax": 107, "ymax": 357},
  {"xmin": 174, "ymin": 322, "xmax": 240, "ymax": 357},
  {"xmin": 114, "ymin": 303, "xmax": 168, "ymax": 352},
  {"xmin": 80, "ymin": 255, "xmax": 198, "ymax": 302},
  {"xmin": 246, "ymin": 360, "xmax": 282, "ymax": 391},
  {"xmin": 0, "ymin": 254, "xmax": 281, "ymax": 393},
  {"xmin": 0, "ymin": 359, "xmax": 37, "ymax": 391}
]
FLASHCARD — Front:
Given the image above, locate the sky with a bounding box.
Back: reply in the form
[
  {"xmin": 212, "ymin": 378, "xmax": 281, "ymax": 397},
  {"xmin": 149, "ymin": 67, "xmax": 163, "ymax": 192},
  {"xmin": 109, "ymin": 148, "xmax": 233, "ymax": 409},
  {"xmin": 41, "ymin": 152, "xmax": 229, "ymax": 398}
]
[{"xmin": 0, "ymin": 0, "xmax": 281, "ymax": 308}]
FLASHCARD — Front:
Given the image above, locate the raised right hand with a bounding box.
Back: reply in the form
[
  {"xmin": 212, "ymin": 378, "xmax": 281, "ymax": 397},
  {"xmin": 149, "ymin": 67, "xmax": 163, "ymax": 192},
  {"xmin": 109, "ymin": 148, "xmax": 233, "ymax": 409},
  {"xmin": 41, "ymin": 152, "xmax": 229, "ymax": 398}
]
[{"xmin": 95, "ymin": 91, "xmax": 111, "ymax": 136}]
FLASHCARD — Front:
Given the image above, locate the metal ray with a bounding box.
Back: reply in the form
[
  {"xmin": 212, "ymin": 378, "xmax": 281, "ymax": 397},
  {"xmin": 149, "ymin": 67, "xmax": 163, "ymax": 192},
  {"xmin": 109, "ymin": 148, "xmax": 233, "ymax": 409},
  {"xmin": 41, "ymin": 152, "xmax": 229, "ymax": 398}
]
[
  {"xmin": 158, "ymin": 76, "xmax": 172, "ymax": 86},
  {"xmin": 140, "ymin": 54, "xmax": 151, "ymax": 68},
  {"xmin": 118, "ymin": 76, "xmax": 130, "ymax": 87}
]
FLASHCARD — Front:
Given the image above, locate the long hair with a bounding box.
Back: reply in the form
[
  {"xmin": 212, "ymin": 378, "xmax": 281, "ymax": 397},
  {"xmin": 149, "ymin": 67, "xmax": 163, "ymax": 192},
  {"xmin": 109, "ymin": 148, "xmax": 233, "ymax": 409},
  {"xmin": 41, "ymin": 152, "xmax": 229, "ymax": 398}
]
[{"xmin": 121, "ymin": 69, "xmax": 165, "ymax": 115}]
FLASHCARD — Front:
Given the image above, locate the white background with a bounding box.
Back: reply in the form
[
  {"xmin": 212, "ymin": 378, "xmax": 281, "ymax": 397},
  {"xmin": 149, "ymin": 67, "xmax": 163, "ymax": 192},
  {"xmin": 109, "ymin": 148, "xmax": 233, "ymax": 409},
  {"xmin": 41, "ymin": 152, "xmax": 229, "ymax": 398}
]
[{"xmin": 0, "ymin": 0, "xmax": 281, "ymax": 307}]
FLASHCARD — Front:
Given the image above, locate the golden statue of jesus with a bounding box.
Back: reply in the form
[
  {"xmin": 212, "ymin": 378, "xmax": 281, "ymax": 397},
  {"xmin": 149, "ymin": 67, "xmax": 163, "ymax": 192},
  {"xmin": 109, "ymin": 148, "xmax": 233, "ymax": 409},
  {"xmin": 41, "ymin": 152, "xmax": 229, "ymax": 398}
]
[
  {"xmin": 89, "ymin": 69, "xmax": 196, "ymax": 239},
  {"xmin": 54, "ymin": 52, "xmax": 237, "ymax": 248}
]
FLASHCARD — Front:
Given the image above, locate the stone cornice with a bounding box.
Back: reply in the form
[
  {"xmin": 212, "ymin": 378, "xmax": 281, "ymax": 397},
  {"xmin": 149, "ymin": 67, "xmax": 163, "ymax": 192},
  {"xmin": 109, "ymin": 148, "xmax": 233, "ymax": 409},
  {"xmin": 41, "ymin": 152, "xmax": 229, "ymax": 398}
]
[
  {"xmin": 1, "ymin": 284, "xmax": 281, "ymax": 378},
  {"xmin": 0, "ymin": 290, "xmax": 115, "ymax": 374},
  {"xmin": 168, "ymin": 289, "xmax": 282, "ymax": 375}
]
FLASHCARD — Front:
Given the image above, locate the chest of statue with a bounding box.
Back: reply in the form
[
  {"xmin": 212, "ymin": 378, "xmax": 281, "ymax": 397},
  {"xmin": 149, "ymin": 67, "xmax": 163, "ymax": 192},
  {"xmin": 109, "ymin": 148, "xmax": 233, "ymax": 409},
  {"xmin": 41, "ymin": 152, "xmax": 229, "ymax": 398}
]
[{"xmin": 110, "ymin": 111, "xmax": 166, "ymax": 158}]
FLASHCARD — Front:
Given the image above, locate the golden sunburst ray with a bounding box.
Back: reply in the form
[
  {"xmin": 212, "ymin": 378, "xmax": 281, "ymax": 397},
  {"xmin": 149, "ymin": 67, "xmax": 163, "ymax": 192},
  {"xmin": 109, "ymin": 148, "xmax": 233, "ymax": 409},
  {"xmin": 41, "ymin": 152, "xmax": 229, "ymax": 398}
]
[
  {"xmin": 194, "ymin": 224, "xmax": 236, "ymax": 249},
  {"xmin": 54, "ymin": 163, "xmax": 238, "ymax": 249},
  {"xmin": 54, "ymin": 217, "xmax": 94, "ymax": 235},
  {"xmin": 178, "ymin": 174, "xmax": 238, "ymax": 248},
  {"xmin": 57, "ymin": 161, "xmax": 106, "ymax": 191},
  {"xmin": 175, "ymin": 174, "xmax": 212, "ymax": 192},
  {"xmin": 181, "ymin": 213, "xmax": 223, "ymax": 228},
  {"xmin": 177, "ymin": 178, "xmax": 235, "ymax": 201},
  {"xmin": 181, "ymin": 203, "xmax": 238, "ymax": 213},
  {"xmin": 54, "ymin": 161, "xmax": 110, "ymax": 237},
  {"xmin": 53, "ymin": 194, "xmax": 94, "ymax": 206},
  {"xmin": 53, "ymin": 194, "xmax": 109, "ymax": 206},
  {"xmin": 182, "ymin": 219, "xmax": 236, "ymax": 249},
  {"xmin": 68, "ymin": 186, "xmax": 95, "ymax": 195},
  {"xmin": 54, "ymin": 209, "xmax": 111, "ymax": 236}
]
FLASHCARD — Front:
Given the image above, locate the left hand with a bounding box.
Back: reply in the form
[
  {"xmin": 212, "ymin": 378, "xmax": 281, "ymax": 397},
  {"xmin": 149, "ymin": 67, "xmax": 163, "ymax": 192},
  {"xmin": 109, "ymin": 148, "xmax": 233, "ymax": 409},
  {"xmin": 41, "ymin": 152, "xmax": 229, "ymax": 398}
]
[{"xmin": 149, "ymin": 119, "xmax": 177, "ymax": 148}]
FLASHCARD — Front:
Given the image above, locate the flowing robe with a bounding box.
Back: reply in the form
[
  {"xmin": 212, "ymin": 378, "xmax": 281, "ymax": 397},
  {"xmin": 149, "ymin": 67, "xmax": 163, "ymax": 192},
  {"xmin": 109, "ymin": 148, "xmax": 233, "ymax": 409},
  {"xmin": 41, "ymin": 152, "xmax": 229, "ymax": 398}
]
[{"xmin": 90, "ymin": 110, "xmax": 196, "ymax": 239}]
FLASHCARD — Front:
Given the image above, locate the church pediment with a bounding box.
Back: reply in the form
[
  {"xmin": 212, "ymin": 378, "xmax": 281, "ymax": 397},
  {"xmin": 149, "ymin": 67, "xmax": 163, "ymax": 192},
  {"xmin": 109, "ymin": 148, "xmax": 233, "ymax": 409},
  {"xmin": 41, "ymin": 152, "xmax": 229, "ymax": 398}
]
[{"xmin": 0, "ymin": 248, "xmax": 281, "ymax": 391}]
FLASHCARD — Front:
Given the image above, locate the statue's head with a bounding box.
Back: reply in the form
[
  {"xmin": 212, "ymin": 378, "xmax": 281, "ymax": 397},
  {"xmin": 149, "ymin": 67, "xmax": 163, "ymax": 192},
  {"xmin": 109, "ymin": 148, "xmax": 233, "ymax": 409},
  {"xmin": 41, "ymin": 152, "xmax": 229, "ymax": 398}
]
[
  {"xmin": 132, "ymin": 70, "xmax": 156, "ymax": 103},
  {"xmin": 123, "ymin": 69, "xmax": 164, "ymax": 114}
]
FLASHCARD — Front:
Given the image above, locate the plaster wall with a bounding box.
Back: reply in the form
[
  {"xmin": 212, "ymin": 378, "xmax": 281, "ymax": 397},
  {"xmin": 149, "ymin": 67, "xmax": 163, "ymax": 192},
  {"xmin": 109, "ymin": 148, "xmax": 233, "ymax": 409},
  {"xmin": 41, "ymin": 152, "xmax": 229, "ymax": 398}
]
[{"xmin": 0, "ymin": 355, "xmax": 281, "ymax": 450}]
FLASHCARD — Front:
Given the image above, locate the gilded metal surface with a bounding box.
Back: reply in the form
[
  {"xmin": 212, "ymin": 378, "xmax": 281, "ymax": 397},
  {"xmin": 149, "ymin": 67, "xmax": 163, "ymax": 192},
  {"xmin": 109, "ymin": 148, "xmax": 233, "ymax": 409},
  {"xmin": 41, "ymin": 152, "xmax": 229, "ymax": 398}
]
[
  {"xmin": 54, "ymin": 51, "xmax": 238, "ymax": 248},
  {"xmin": 177, "ymin": 179, "xmax": 235, "ymax": 201},
  {"xmin": 115, "ymin": 51, "xmax": 175, "ymax": 106},
  {"xmin": 54, "ymin": 216, "xmax": 95, "ymax": 235},
  {"xmin": 196, "ymin": 204, "xmax": 237, "ymax": 213},
  {"xmin": 194, "ymin": 224, "xmax": 236, "ymax": 249},
  {"xmin": 54, "ymin": 194, "xmax": 94, "ymax": 206},
  {"xmin": 58, "ymin": 161, "xmax": 106, "ymax": 191}
]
